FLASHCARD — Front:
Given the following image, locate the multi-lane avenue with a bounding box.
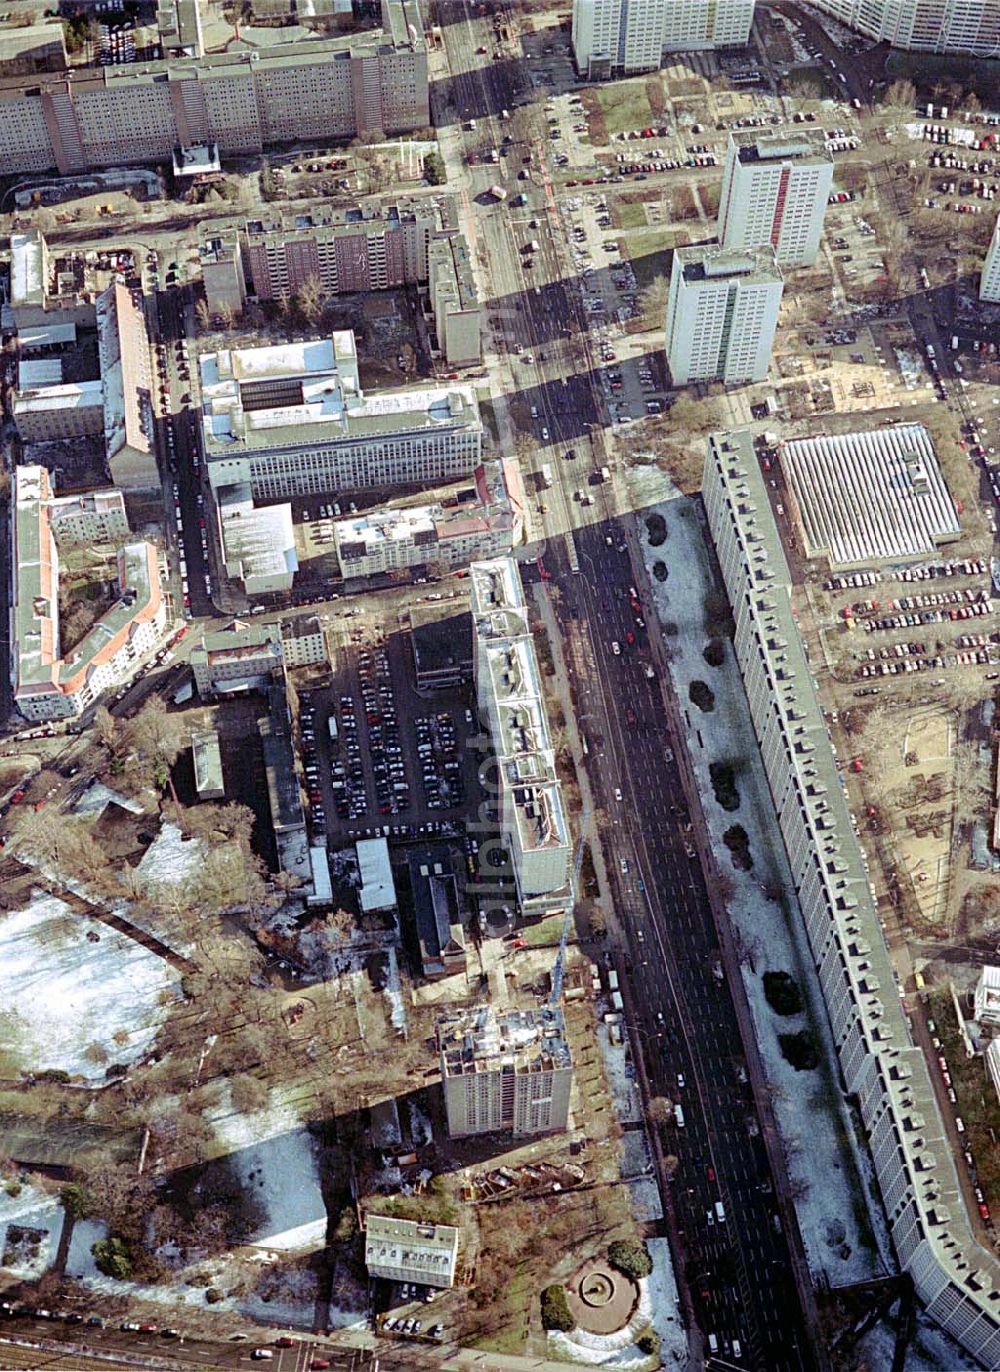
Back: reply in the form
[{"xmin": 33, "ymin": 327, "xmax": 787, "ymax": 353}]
[{"xmin": 434, "ymin": 10, "xmax": 819, "ymax": 1370}]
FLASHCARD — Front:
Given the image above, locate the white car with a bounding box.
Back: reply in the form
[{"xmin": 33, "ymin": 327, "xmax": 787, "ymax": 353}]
[
  {"xmin": 541, "ymin": 427, "xmax": 549, "ymax": 439},
  {"xmin": 614, "ymin": 787, "xmax": 623, "ymax": 801},
  {"xmin": 612, "ymin": 641, "xmax": 621, "ymax": 655}
]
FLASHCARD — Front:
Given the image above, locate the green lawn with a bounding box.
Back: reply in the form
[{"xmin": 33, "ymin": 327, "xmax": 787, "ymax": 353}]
[
  {"xmin": 622, "ymin": 229, "xmax": 674, "ymax": 290},
  {"xmin": 520, "ymin": 913, "xmax": 573, "ymax": 947},
  {"xmin": 614, "ymin": 199, "xmax": 650, "ymax": 230},
  {"xmin": 595, "ymin": 78, "xmax": 654, "ymax": 137}
]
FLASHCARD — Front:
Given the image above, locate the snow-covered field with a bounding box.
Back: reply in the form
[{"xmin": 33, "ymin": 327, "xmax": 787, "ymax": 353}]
[
  {"xmin": 0, "ymin": 894, "xmax": 181, "ymax": 1082},
  {"xmin": 207, "ymin": 1085, "xmax": 327, "ymax": 1251},
  {"xmin": 636, "ymin": 496, "xmax": 890, "ymax": 1287}
]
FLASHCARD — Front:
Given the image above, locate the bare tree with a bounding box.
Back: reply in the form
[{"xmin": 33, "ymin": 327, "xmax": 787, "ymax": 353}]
[
  {"xmin": 94, "ymin": 704, "xmax": 120, "ymax": 755},
  {"xmin": 295, "ymin": 274, "xmax": 327, "ymax": 328},
  {"xmin": 648, "ymin": 1095, "xmax": 674, "ymax": 1125},
  {"xmin": 125, "ymin": 697, "xmax": 189, "ymax": 776},
  {"xmin": 195, "ymin": 298, "xmax": 211, "ymax": 331}
]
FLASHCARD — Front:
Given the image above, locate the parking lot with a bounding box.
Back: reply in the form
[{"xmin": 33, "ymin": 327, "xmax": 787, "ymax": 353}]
[{"xmin": 294, "ymin": 613, "xmax": 485, "ymax": 852}]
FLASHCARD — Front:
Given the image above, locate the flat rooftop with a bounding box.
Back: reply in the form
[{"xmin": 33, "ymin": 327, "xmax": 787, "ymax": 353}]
[
  {"xmin": 438, "ymin": 1004, "xmax": 571, "ymax": 1075},
  {"xmin": 781, "ymin": 423, "xmax": 961, "ymax": 567},
  {"xmin": 676, "ymin": 243, "xmax": 781, "ymax": 285},
  {"xmin": 732, "ymin": 128, "xmax": 832, "ymax": 166}
]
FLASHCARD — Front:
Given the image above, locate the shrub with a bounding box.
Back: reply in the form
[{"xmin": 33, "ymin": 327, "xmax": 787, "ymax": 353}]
[
  {"xmin": 689, "ymin": 680, "xmax": 715, "ymax": 713},
  {"xmin": 722, "ymin": 824, "xmax": 753, "ymax": 871},
  {"xmin": 36, "ymin": 1069, "xmax": 70, "ymax": 1083},
  {"xmin": 645, "ymin": 513, "xmax": 667, "ymax": 546},
  {"xmin": 205, "ymin": 1287, "xmax": 223, "ymax": 1304},
  {"xmin": 779, "ymin": 1030, "xmax": 819, "ymax": 1071},
  {"xmin": 540, "ymin": 1283, "xmax": 575, "ymax": 1331},
  {"xmin": 709, "ymin": 761, "xmax": 740, "ymax": 812},
  {"xmin": 608, "ymin": 1238, "xmax": 653, "ymax": 1280},
  {"xmin": 703, "ymin": 638, "xmax": 725, "ymax": 667},
  {"xmin": 424, "ymin": 150, "xmax": 446, "ymax": 185},
  {"xmin": 652, "ymin": 560, "xmax": 668, "ymax": 582},
  {"xmin": 4, "ymin": 1181, "xmax": 21, "ymax": 1198},
  {"xmin": 60, "ymin": 1183, "xmax": 92, "ymax": 1221},
  {"xmin": 763, "ymin": 971, "xmax": 803, "ymax": 1016},
  {"xmin": 636, "ymin": 1328, "xmax": 661, "ymax": 1357},
  {"xmin": 91, "ymin": 1236, "xmax": 133, "ymax": 1280}
]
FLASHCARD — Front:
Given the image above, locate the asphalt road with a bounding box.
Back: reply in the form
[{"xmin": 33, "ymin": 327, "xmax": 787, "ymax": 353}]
[{"xmin": 434, "ymin": 11, "xmax": 818, "ymax": 1371}]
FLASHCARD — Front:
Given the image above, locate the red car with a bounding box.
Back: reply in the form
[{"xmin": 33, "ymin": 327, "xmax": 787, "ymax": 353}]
[
  {"xmin": 311, "ymin": 1361, "xmax": 331, "ymax": 1370},
  {"xmin": 10, "ymin": 790, "xmax": 25, "ymax": 805},
  {"xmin": 706, "ymin": 1165, "xmax": 716, "ymax": 1182},
  {"xmin": 275, "ymin": 1337, "xmax": 296, "ymax": 1348},
  {"xmin": 626, "ymin": 630, "xmax": 635, "ymax": 645},
  {"xmin": 626, "ymin": 707, "xmax": 637, "ymax": 725},
  {"xmin": 980, "ymin": 1202, "xmax": 991, "ymax": 1222}
]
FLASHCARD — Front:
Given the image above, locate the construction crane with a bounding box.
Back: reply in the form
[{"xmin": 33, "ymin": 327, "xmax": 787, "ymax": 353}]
[{"xmin": 549, "ymin": 804, "xmax": 592, "ymax": 1008}]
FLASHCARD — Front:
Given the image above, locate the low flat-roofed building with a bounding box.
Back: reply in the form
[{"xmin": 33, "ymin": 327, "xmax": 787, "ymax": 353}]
[
  {"xmin": 438, "ymin": 1004, "xmax": 573, "ymax": 1138},
  {"xmin": 13, "ymin": 379, "xmax": 104, "ymax": 443},
  {"xmin": 199, "ymin": 330, "xmax": 481, "ymax": 501},
  {"xmin": 191, "ymin": 620, "xmax": 284, "ymax": 698},
  {"xmin": 410, "ymin": 606, "xmax": 473, "ymax": 690},
  {"xmin": 357, "ymin": 836, "xmax": 396, "ymax": 912},
  {"xmin": 19, "ymin": 322, "xmax": 77, "ymax": 352},
  {"xmin": 19, "ymin": 357, "xmax": 63, "ymax": 388},
  {"xmin": 192, "ymin": 728, "xmax": 225, "ymax": 800},
  {"xmin": 364, "ymin": 1213, "xmax": 459, "ymax": 1288},
  {"xmin": 172, "ymin": 143, "xmax": 221, "ymax": 179},
  {"xmin": 12, "ymin": 467, "xmax": 167, "ymax": 720},
  {"xmin": 0, "ymin": 16, "xmax": 66, "ymax": 75},
  {"xmin": 10, "ymin": 229, "xmax": 46, "ymax": 319},
  {"xmin": 780, "ymin": 423, "xmax": 961, "ymax": 568},
  {"xmin": 280, "ymin": 614, "xmax": 327, "ymax": 669},
  {"xmin": 407, "ymin": 847, "xmax": 467, "ymax": 980},
  {"xmin": 199, "ymin": 234, "xmax": 246, "ymax": 320},
  {"xmin": 334, "ymin": 460, "xmax": 523, "ymax": 581},
  {"xmin": 97, "ymin": 281, "xmax": 157, "ymax": 490},
  {"xmin": 157, "ymin": 0, "xmax": 205, "ymax": 58},
  {"xmin": 49, "ymin": 487, "xmax": 129, "ymax": 547},
  {"xmin": 218, "ymin": 482, "xmax": 297, "ymax": 595},
  {"xmin": 259, "ymin": 684, "xmax": 309, "ymax": 884}
]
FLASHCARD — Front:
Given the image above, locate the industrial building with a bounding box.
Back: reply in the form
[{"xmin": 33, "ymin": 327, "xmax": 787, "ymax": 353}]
[
  {"xmin": 665, "ymin": 244, "xmax": 783, "ymax": 386},
  {"xmin": 808, "ymin": 0, "xmax": 1000, "ymax": 55},
  {"xmin": 12, "ymin": 466, "xmax": 166, "ymax": 721},
  {"xmin": 470, "ymin": 558, "xmax": 571, "ymax": 917},
  {"xmin": 192, "ymin": 729, "xmax": 225, "ymax": 800},
  {"xmin": 780, "ymin": 424, "xmax": 961, "ymax": 567},
  {"xmin": 703, "ymin": 427, "xmax": 1000, "ymax": 1372},
  {"xmin": 571, "ymin": 0, "xmax": 754, "ymax": 78},
  {"xmin": 259, "ymin": 684, "xmax": 310, "ymax": 884},
  {"xmin": 332, "ymin": 461, "xmax": 523, "ymax": 581},
  {"xmin": 0, "ymin": 0, "xmax": 428, "ymax": 175},
  {"xmin": 409, "ymin": 606, "xmax": 474, "ymax": 691},
  {"xmin": 217, "ymin": 483, "xmax": 297, "ymax": 596},
  {"xmin": 199, "ymin": 331, "xmax": 482, "ymax": 501},
  {"xmin": 718, "ymin": 130, "xmax": 833, "ymax": 267},
  {"xmin": 407, "ymin": 847, "xmax": 468, "ymax": 980},
  {"xmin": 437, "ymin": 1005, "xmax": 573, "ymax": 1139},
  {"xmin": 364, "ymin": 1213, "xmax": 459, "ymax": 1288},
  {"xmin": 357, "ymin": 836, "xmax": 396, "ymax": 913}
]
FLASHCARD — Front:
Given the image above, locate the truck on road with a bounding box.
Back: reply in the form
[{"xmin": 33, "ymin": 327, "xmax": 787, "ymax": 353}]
[{"xmin": 539, "ymin": 464, "xmax": 553, "ymax": 489}]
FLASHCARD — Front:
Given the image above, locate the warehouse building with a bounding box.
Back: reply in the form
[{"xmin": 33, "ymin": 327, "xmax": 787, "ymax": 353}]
[
  {"xmin": 780, "ymin": 424, "xmax": 961, "ymax": 567},
  {"xmin": 703, "ymin": 427, "xmax": 1000, "ymax": 1372}
]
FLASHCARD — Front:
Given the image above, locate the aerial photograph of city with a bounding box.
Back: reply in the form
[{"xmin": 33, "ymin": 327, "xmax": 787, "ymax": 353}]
[{"xmin": 1, "ymin": 0, "xmax": 1000, "ymax": 1368}]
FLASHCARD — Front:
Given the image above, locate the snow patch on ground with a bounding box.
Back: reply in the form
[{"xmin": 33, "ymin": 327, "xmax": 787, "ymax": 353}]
[
  {"xmin": 596, "ymin": 1021, "xmax": 643, "ymax": 1124},
  {"xmin": 0, "ymin": 1182, "xmax": 63, "ymax": 1281},
  {"xmin": 549, "ymin": 1267, "xmax": 673, "ymax": 1368},
  {"xmin": 0, "ymin": 894, "xmax": 181, "ymax": 1081},
  {"xmin": 646, "ymin": 1238, "xmax": 687, "ymax": 1366},
  {"xmin": 637, "ymin": 496, "xmax": 890, "ymax": 1286},
  {"xmin": 207, "ymin": 1084, "xmax": 326, "ymax": 1249}
]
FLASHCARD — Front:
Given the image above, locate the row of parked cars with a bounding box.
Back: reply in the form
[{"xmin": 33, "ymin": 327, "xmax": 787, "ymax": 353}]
[
  {"xmin": 359, "ymin": 648, "xmax": 411, "ymax": 817},
  {"xmin": 416, "ymin": 713, "xmax": 464, "ymax": 811}
]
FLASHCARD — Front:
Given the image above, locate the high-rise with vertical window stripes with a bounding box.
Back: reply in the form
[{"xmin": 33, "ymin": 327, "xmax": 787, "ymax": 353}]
[
  {"xmin": 718, "ymin": 130, "xmax": 834, "ymax": 268},
  {"xmin": 665, "ymin": 244, "xmax": 783, "ymax": 386}
]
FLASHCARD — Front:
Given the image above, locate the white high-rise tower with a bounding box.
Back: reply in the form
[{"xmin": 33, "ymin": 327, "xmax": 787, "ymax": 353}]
[
  {"xmin": 665, "ymin": 245, "xmax": 783, "ymax": 386},
  {"xmin": 718, "ymin": 130, "xmax": 834, "ymax": 268},
  {"xmin": 571, "ymin": 0, "xmax": 754, "ymax": 79}
]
